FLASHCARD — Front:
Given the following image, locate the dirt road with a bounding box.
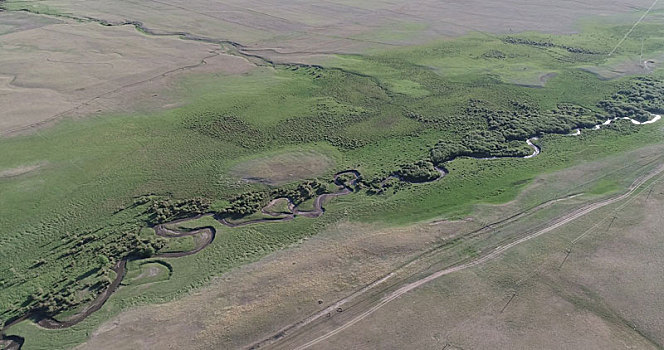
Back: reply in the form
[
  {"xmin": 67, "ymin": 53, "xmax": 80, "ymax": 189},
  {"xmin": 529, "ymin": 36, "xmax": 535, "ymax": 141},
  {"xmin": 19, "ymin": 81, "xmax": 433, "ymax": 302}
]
[{"xmin": 258, "ymin": 162, "xmax": 664, "ymax": 350}]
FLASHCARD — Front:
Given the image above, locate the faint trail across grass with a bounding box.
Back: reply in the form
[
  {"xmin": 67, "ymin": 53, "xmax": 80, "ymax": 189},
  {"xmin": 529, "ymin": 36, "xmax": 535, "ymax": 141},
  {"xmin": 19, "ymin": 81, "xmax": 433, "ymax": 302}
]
[
  {"xmin": 608, "ymin": 0, "xmax": 659, "ymax": 56},
  {"xmin": 282, "ymin": 162, "xmax": 664, "ymax": 350}
]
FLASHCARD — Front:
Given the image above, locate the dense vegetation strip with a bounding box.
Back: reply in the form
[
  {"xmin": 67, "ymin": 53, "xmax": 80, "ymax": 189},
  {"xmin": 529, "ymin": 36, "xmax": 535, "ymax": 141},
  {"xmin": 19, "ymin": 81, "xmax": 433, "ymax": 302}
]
[{"xmin": 1, "ymin": 15, "xmax": 664, "ymax": 348}]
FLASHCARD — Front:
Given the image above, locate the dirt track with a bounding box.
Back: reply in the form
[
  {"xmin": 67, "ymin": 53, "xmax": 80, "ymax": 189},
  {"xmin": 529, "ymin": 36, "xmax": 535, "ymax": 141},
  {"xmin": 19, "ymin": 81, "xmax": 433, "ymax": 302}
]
[
  {"xmin": 0, "ymin": 132, "xmax": 643, "ymax": 349},
  {"xmin": 0, "ymin": 170, "xmax": 362, "ymax": 350},
  {"xmin": 253, "ymin": 161, "xmax": 664, "ymax": 350},
  {"xmin": 1, "ymin": 127, "xmax": 658, "ymax": 349}
]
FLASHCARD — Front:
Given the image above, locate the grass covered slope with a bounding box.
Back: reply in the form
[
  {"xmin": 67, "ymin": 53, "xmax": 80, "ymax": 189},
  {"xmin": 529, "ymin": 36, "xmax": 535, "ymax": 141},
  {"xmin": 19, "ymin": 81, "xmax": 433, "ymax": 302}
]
[{"xmin": 2, "ymin": 16, "xmax": 664, "ymax": 349}]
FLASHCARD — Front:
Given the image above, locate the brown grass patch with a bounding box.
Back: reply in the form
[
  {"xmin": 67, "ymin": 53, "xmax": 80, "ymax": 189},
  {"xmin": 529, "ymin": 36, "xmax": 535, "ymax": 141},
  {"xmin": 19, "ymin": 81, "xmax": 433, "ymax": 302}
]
[
  {"xmin": 0, "ymin": 162, "xmax": 46, "ymax": 179},
  {"xmin": 231, "ymin": 150, "xmax": 335, "ymax": 185},
  {"xmin": 77, "ymin": 144, "xmax": 664, "ymax": 350},
  {"xmin": 0, "ymin": 14, "xmax": 254, "ymax": 136}
]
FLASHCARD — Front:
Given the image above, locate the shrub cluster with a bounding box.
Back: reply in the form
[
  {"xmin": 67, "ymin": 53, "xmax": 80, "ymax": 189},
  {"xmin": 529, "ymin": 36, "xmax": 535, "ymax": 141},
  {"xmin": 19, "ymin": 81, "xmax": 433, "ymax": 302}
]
[
  {"xmin": 365, "ymin": 176, "xmax": 403, "ymax": 195},
  {"xmin": 186, "ymin": 115, "xmax": 268, "ymax": 149},
  {"xmin": 272, "ymin": 180, "xmax": 329, "ymax": 205},
  {"xmin": 503, "ymin": 37, "xmax": 554, "ymax": 48},
  {"xmin": 146, "ymin": 197, "xmax": 210, "ymax": 225},
  {"xmin": 273, "ymin": 109, "xmax": 370, "ymax": 150},
  {"xmin": 482, "ymin": 50, "xmax": 507, "ymax": 59},
  {"xmin": 219, "ymin": 191, "xmax": 268, "ymax": 218},
  {"xmin": 428, "ymin": 100, "xmax": 602, "ymax": 165},
  {"xmin": 503, "ymin": 37, "xmax": 599, "ymax": 54},
  {"xmin": 431, "ymin": 130, "xmax": 532, "ymax": 165},
  {"xmin": 220, "ymin": 180, "xmax": 330, "ymax": 218},
  {"xmin": 481, "ymin": 101, "xmax": 601, "ymax": 140},
  {"xmin": 187, "ymin": 106, "xmax": 371, "ymax": 150},
  {"xmin": 598, "ymin": 77, "xmax": 664, "ymax": 122},
  {"xmin": 335, "ymin": 173, "xmax": 360, "ymax": 190},
  {"xmin": 22, "ymin": 228, "xmax": 165, "ymax": 318},
  {"xmin": 395, "ymin": 160, "xmax": 441, "ymax": 183}
]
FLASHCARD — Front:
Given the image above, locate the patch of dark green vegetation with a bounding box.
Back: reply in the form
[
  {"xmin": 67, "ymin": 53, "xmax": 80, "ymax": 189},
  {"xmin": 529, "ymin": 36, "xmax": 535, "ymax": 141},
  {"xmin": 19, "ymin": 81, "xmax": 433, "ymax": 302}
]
[
  {"xmin": 187, "ymin": 115, "xmax": 266, "ymax": 149},
  {"xmin": 482, "ymin": 101, "xmax": 601, "ymax": 139},
  {"xmin": 395, "ymin": 160, "xmax": 441, "ymax": 183},
  {"xmin": 146, "ymin": 197, "xmax": 210, "ymax": 224},
  {"xmin": 429, "ymin": 100, "xmax": 602, "ymax": 165},
  {"xmin": 481, "ymin": 49, "xmax": 507, "ymax": 59},
  {"xmin": 220, "ymin": 180, "xmax": 329, "ymax": 218},
  {"xmin": 364, "ymin": 176, "xmax": 404, "ymax": 195},
  {"xmin": 598, "ymin": 77, "xmax": 664, "ymax": 122},
  {"xmin": 3, "ymin": 208, "xmax": 165, "ymax": 321},
  {"xmin": 2, "ymin": 21, "xmax": 664, "ymax": 346},
  {"xmin": 336, "ymin": 172, "xmax": 362, "ymax": 191},
  {"xmin": 431, "ymin": 130, "xmax": 533, "ymax": 165},
  {"xmin": 503, "ymin": 36, "xmax": 601, "ymax": 55},
  {"xmin": 185, "ymin": 68, "xmax": 377, "ymax": 150}
]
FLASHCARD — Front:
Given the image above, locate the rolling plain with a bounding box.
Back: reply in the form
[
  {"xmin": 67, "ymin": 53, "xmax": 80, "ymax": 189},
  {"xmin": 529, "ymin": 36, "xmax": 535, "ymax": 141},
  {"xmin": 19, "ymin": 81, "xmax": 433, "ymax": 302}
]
[{"xmin": 1, "ymin": 0, "xmax": 664, "ymax": 349}]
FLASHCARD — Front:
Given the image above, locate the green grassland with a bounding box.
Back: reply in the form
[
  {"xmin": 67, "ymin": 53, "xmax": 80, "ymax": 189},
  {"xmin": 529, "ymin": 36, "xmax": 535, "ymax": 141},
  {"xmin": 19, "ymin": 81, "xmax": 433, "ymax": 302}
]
[
  {"xmin": 262, "ymin": 198, "xmax": 293, "ymax": 215},
  {"xmin": 2, "ymin": 16, "xmax": 664, "ymax": 349},
  {"xmin": 159, "ymin": 236, "xmax": 195, "ymax": 254},
  {"xmin": 122, "ymin": 261, "xmax": 172, "ymax": 287}
]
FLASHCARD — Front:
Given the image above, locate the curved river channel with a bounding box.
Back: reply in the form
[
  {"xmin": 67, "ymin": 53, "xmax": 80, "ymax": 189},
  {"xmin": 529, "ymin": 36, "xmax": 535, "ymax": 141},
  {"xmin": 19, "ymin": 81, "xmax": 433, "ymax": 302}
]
[{"xmin": 1, "ymin": 114, "xmax": 660, "ymax": 349}]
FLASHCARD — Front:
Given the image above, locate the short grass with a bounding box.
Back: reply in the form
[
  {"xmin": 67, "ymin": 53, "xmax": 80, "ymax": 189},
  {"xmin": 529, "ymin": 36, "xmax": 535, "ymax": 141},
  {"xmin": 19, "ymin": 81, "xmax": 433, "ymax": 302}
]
[
  {"xmin": 295, "ymin": 197, "xmax": 316, "ymax": 212},
  {"xmin": 159, "ymin": 236, "xmax": 195, "ymax": 254},
  {"xmin": 588, "ymin": 179, "xmax": 622, "ymax": 196},
  {"xmin": 263, "ymin": 198, "xmax": 293, "ymax": 215},
  {"xmin": 224, "ymin": 211, "xmax": 289, "ymax": 225},
  {"xmin": 123, "ymin": 261, "xmax": 171, "ymax": 286},
  {"xmin": 2, "ymin": 17, "xmax": 664, "ymax": 349},
  {"xmin": 230, "ymin": 147, "xmax": 338, "ymax": 186}
]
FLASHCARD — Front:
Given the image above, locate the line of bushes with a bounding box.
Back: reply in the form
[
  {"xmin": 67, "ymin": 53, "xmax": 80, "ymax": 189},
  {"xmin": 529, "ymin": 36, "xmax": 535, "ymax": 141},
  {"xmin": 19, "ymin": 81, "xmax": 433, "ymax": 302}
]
[
  {"xmin": 598, "ymin": 77, "xmax": 664, "ymax": 122},
  {"xmin": 219, "ymin": 180, "xmax": 330, "ymax": 218}
]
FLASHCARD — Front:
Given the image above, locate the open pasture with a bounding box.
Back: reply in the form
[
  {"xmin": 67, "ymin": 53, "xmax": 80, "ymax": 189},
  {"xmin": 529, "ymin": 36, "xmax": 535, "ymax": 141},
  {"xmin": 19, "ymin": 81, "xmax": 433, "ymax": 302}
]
[
  {"xmin": 0, "ymin": 11, "xmax": 253, "ymax": 136},
  {"xmin": 69, "ymin": 136, "xmax": 664, "ymax": 350},
  {"xmin": 4, "ymin": 0, "xmax": 661, "ymax": 58},
  {"xmin": 231, "ymin": 149, "xmax": 336, "ymax": 185},
  {"xmin": 2, "ymin": 2, "xmax": 664, "ymax": 349},
  {"xmin": 303, "ymin": 158, "xmax": 664, "ymax": 350}
]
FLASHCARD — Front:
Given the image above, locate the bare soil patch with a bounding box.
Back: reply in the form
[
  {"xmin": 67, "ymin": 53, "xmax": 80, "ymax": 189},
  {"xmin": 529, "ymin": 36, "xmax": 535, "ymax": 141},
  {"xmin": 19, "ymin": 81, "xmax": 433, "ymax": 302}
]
[
  {"xmin": 583, "ymin": 52, "xmax": 664, "ymax": 79},
  {"xmin": 262, "ymin": 198, "xmax": 294, "ymax": 216},
  {"xmin": 231, "ymin": 150, "xmax": 335, "ymax": 185},
  {"xmin": 513, "ymin": 72, "xmax": 558, "ymax": 88},
  {"xmin": 135, "ymin": 265, "xmax": 162, "ymax": 280}
]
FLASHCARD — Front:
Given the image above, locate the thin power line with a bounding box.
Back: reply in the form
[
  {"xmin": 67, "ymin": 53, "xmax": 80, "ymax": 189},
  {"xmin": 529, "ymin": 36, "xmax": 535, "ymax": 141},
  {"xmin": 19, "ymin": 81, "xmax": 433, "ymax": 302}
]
[{"xmin": 608, "ymin": 0, "xmax": 660, "ymax": 56}]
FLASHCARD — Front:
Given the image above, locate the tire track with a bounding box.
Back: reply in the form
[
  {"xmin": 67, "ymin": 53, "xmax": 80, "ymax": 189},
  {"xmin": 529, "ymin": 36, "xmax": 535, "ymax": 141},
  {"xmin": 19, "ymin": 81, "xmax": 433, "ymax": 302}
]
[
  {"xmin": 246, "ymin": 153, "xmax": 664, "ymax": 350},
  {"xmin": 608, "ymin": 0, "xmax": 660, "ymax": 56},
  {"xmin": 279, "ymin": 162, "xmax": 664, "ymax": 350}
]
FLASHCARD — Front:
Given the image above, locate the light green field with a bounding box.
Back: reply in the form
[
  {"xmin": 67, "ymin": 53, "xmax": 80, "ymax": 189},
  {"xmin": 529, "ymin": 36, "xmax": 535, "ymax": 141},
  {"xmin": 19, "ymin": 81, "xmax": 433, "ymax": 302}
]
[
  {"xmin": 123, "ymin": 261, "xmax": 172, "ymax": 287},
  {"xmin": 2, "ymin": 12, "xmax": 664, "ymax": 349}
]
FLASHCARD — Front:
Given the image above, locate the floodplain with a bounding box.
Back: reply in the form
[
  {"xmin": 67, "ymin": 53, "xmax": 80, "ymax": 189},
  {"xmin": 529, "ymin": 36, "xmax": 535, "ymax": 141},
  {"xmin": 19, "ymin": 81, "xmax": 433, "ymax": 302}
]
[{"xmin": 1, "ymin": 1, "xmax": 664, "ymax": 349}]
